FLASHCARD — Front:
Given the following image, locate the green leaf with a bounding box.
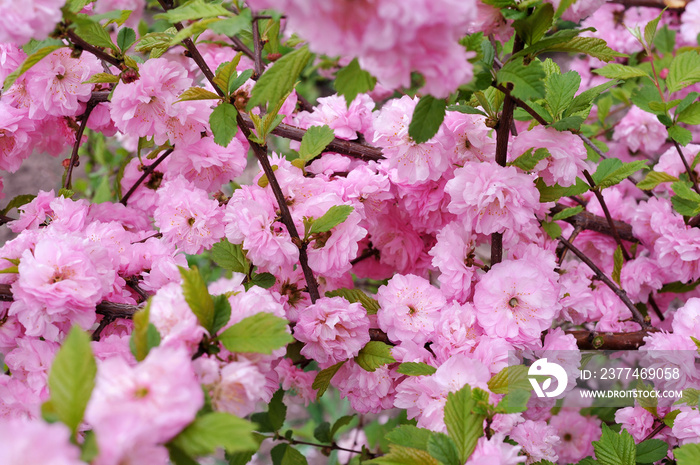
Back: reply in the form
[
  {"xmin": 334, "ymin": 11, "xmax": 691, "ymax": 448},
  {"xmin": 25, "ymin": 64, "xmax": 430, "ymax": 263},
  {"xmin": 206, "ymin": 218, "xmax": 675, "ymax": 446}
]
[
  {"xmin": 312, "ymin": 361, "xmax": 345, "ymax": 400},
  {"xmin": 228, "ymin": 69, "xmax": 254, "ymax": 94},
  {"xmin": 655, "ymin": 25, "xmax": 676, "ymax": 55},
  {"xmin": 644, "ymin": 10, "xmax": 664, "ymax": 49},
  {"xmin": 513, "ymin": 3, "xmax": 554, "ymax": 46},
  {"xmin": 82, "ymin": 72, "xmax": 120, "ymax": 84},
  {"xmin": 408, "ymin": 95, "xmax": 447, "ymax": 144},
  {"xmin": 211, "ymin": 239, "xmax": 250, "ymax": 274},
  {"xmin": 178, "ymin": 86, "xmax": 221, "ymax": 102},
  {"xmin": 676, "ymin": 443, "xmax": 700, "ymax": 465},
  {"xmin": 324, "ymin": 288, "xmax": 380, "ymax": 315},
  {"xmin": 497, "ymin": 57, "xmax": 546, "ymax": 101},
  {"xmin": 46, "ymin": 327, "xmax": 96, "ymax": 436},
  {"xmin": 129, "ymin": 301, "xmax": 161, "ymax": 362},
  {"xmin": 313, "ymin": 422, "xmax": 331, "ymax": 443},
  {"xmin": 211, "ymin": 294, "xmax": 232, "ymax": 335},
  {"xmin": 488, "ymin": 365, "xmax": 532, "ymax": 394},
  {"xmin": 546, "ymin": 36, "xmax": 627, "ymax": 62},
  {"xmin": 541, "ymin": 221, "xmax": 562, "ymax": 239},
  {"xmin": 208, "ymin": 10, "xmax": 252, "ymax": 37},
  {"xmin": 73, "ymin": 17, "xmax": 118, "ymax": 51},
  {"xmin": 495, "ymin": 389, "xmax": 531, "ymax": 413},
  {"xmin": 249, "ymin": 272, "xmax": 276, "ymax": 289},
  {"xmin": 270, "ymin": 444, "xmax": 308, "ymax": 465},
  {"xmin": 635, "ymin": 439, "xmax": 668, "ymax": 463},
  {"xmin": 298, "ymin": 125, "xmax": 335, "ymax": 160},
  {"xmin": 218, "ymin": 312, "xmax": 293, "ymax": 354},
  {"xmin": 446, "ymin": 104, "xmax": 487, "ymax": 116},
  {"xmin": 593, "ymin": 63, "xmax": 650, "ymax": 80},
  {"xmin": 180, "ymin": 266, "xmax": 215, "ymax": 333},
  {"xmin": 672, "ymin": 181, "xmax": 700, "ymax": 201},
  {"xmin": 612, "ymin": 245, "xmax": 623, "ymax": 285},
  {"xmin": 330, "ymin": 415, "xmax": 355, "ymax": 438},
  {"xmin": 509, "ymin": 147, "xmax": 549, "ymax": 171},
  {"xmin": 509, "ymin": 29, "xmax": 581, "ymax": 62},
  {"xmin": 536, "ymin": 177, "xmax": 589, "ymax": 202},
  {"xmin": 386, "ymin": 425, "xmax": 433, "ymax": 451},
  {"xmin": 65, "ymin": 0, "xmax": 94, "ymax": 13},
  {"xmin": 668, "ymin": 124, "xmax": 692, "ymax": 146},
  {"xmin": 660, "ymin": 280, "xmax": 700, "ymax": 293},
  {"xmin": 134, "ymin": 31, "xmax": 174, "ymax": 58},
  {"xmin": 636, "ymin": 171, "xmax": 679, "ymax": 190},
  {"xmin": 672, "ymin": 195, "xmax": 700, "ymax": 216},
  {"xmin": 334, "ymin": 58, "xmax": 376, "ymax": 107},
  {"xmin": 667, "ymin": 52, "xmax": 700, "ymax": 93},
  {"xmin": 167, "ymin": 445, "xmax": 200, "ymax": 465},
  {"xmin": 155, "ymin": 0, "xmax": 232, "ymax": 23},
  {"xmin": 592, "ymin": 159, "xmax": 648, "ymax": 189},
  {"xmin": 169, "ymin": 17, "xmax": 222, "ymax": 45},
  {"xmin": 675, "ymin": 388, "xmax": 700, "ymax": 406},
  {"xmin": 248, "ymin": 46, "xmax": 311, "ymax": 110},
  {"xmin": 396, "ymin": 362, "xmax": 437, "ymax": 376},
  {"xmin": 3, "ymin": 45, "xmax": 64, "ymax": 91},
  {"xmin": 552, "ymin": 206, "xmax": 584, "ymax": 221},
  {"xmin": 355, "ymin": 341, "xmax": 396, "ymax": 372},
  {"xmin": 80, "ymin": 430, "xmax": 99, "ymax": 463},
  {"xmin": 169, "ymin": 412, "xmax": 257, "ymax": 456},
  {"xmin": 367, "ymin": 444, "xmax": 439, "ymax": 465},
  {"xmin": 210, "ymin": 102, "xmax": 238, "ymax": 147},
  {"xmin": 427, "ymin": 433, "xmax": 461, "ymax": 465},
  {"xmin": 592, "ymin": 424, "xmax": 636, "ymax": 465},
  {"xmin": 546, "ymin": 71, "xmax": 581, "ymax": 119},
  {"xmin": 117, "ymin": 27, "xmax": 136, "ymax": 52},
  {"xmin": 677, "ymin": 101, "xmax": 700, "ymax": 124},
  {"xmin": 268, "ymin": 388, "xmax": 287, "ymax": 431},
  {"xmin": 443, "ymin": 385, "xmax": 485, "ymax": 463},
  {"xmin": 565, "ymin": 79, "xmax": 619, "ymax": 117},
  {"xmin": 308, "ymin": 205, "xmax": 354, "ymax": 235},
  {"xmin": 1, "ymin": 194, "xmax": 36, "ymax": 215},
  {"xmin": 550, "ymin": 115, "xmax": 584, "ymax": 131}
]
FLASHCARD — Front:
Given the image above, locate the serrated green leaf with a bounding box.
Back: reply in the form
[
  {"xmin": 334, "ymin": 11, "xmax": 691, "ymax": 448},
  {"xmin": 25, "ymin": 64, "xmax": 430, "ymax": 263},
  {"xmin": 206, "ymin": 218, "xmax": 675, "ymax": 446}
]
[
  {"xmin": 117, "ymin": 27, "xmax": 136, "ymax": 52},
  {"xmin": 667, "ymin": 51, "xmax": 700, "ymax": 93},
  {"xmin": 178, "ymin": 86, "xmax": 221, "ymax": 102},
  {"xmin": 664, "ymin": 409, "xmax": 681, "ymax": 428},
  {"xmin": 1, "ymin": 194, "xmax": 36, "ymax": 215},
  {"xmin": 228, "ymin": 69, "xmax": 254, "ymax": 94},
  {"xmin": 308, "ymin": 205, "xmax": 353, "ymax": 235},
  {"xmin": 675, "ymin": 388, "xmax": 700, "ymax": 406},
  {"xmin": 299, "ymin": 125, "xmax": 335, "ymax": 160},
  {"xmin": 536, "ymin": 177, "xmax": 589, "ymax": 202},
  {"xmin": 249, "ymin": 272, "xmax": 275, "ymax": 289},
  {"xmin": 509, "ymin": 29, "xmax": 582, "ymax": 62},
  {"xmin": 677, "ymin": 101, "xmax": 700, "ymax": 124},
  {"xmin": 446, "ymin": 104, "xmax": 487, "ymax": 116},
  {"xmin": 324, "ymin": 288, "xmax": 379, "ymax": 315},
  {"xmin": 637, "ymin": 171, "xmax": 679, "ymax": 190},
  {"xmin": 408, "ymin": 95, "xmax": 447, "ymax": 144},
  {"xmin": 547, "ymin": 36, "xmax": 627, "ymax": 62},
  {"xmin": 169, "ymin": 18, "xmax": 223, "ymax": 45},
  {"xmin": 248, "ymin": 46, "xmax": 311, "ymax": 110},
  {"xmin": 594, "ymin": 159, "xmax": 648, "ymax": 189},
  {"xmin": 488, "ymin": 365, "xmax": 532, "ymax": 394},
  {"xmin": 73, "ymin": 17, "xmax": 117, "ymax": 51},
  {"xmin": 655, "ymin": 25, "xmax": 676, "ymax": 55},
  {"xmin": 552, "ymin": 206, "xmax": 584, "ymax": 221},
  {"xmin": 47, "ymin": 327, "xmax": 96, "ymax": 436},
  {"xmin": 565, "ymin": 79, "xmax": 619, "ymax": 117},
  {"xmin": 155, "ymin": 0, "xmax": 232, "ymax": 23},
  {"xmin": 270, "ymin": 444, "xmax": 307, "ymax": 465},
  {"xmin": 497, "ymin": 57, "xmax": 546, "ymax": 101},
  {"xmin": 396, "ymin": 362, "xmax": 437, "ymax": 376},
  {"xmin": 129, "ymin": 301, "xmax": 161, "ymax": 361},
  {"xmin": 208, "ymin": 9, "xmax": 252, "ymax": 37},
  {"xmin": 313, "ymin": 422, "xmax": 331, "ymax": 443},
  {"xmin": 546, "ymin": 71, "xmax": 581, "ymax": 119},
  {"xmin": 672, "ymin": 195, "xmax": 700, "ymax": 216},
  {"xmin": 267, "ymin": 389, "xmax": 287, "ymax": 431},
  {"xmin": 80, "ymin": 430, "xmax": 99, "ymax": 463},
  {"xmin": 513, "ymin": 3, "xmax": 553, "ymax": 46},
  {"xmin": 660, "ymin": 280, "xmax": 700, "ymax": 293},
  {"xmin": 644, "ymin": 10, "xmax": 664, "ymax": 49},
  {"xmin": 593, "ymin": 63, "xmax": 650, "ymax": 80},
  {"xmin": 386, "ymin": 425, "xmax": 433, "ymax": 451},
  {"xmin": 444, "ymin": 385, "xmax": 485, "ymax": 463},
  {"xmin": 669, "ymin": 124, "xmax": 692, "ymax": 146},
  {"xmin": 211, "ymin": 294, "xmax": 232, "ymax": 335},
  {"xmin": 210, "ymin": 102, "xmax": 238, "ymax": 147},
  {"xmin": 3, "ymin": 45, "xmax": 64, "ymax": 91},
  {"xmin": 550, "ymin": 115, "xmax": 584, "ymax": 131},
  {"xmin": 676, "ymin": 443, "xmax": 700, "ymax": 465},
  {"xmin": 180, "ymin": 266, "xmax": 215, "ymax": 333},
  {"xmin": 355, "ymin": 341, "xmax": 396, "ymax": 372},
  {"xmin": 312, "ymin": 361, "xmax": 345, "ymax": 400},
  {"xmin": 592, "ymin": 424, "xmax": 636, "ymax": 465},
  {"xmin": 65, "ymin": 0, "xmax": 94, "ymax": 13},
  {"xmin": 83, "ymin": 73, "xmax": 120, "ymax": 84},
  {"xmin": 427, "ymin": 433, "xmax": 461, "ymax": 465},
  {"xmin": 170, "ymin": 412, "xmax": 257, "ymax": 456},
  {"xmin": 541, "ymin": 220, "xmax": 562, "ymax": 239},
  {"xmin": 612, "ymin": 245, "xmax": 623, "ymax": 285},
  {"xmin": 330, "ymin": 415, "xmax": 355, "ymax": 438},
  {"xmin": 334, "ymin": 58, "xmax": 376, "ymax": 107},
  {"xmin": 219, "ymin": 312, "xmax": 293, "ymax": 354},
  {"xmin": 672, "ymin": 181, "xmax": 700, "ymax": 201},
  {"xmin": 211, "ymin": 239, "xmax": 250, "ymax": 274},
  {"xmin": 167, "ymin": 445, "xmax": 200, "ymax": 465},
  {"xmin": 495, "ymin": 389, "xmax": 531, "ymax": 413},
  {"xmin": 134, "ymin": 31, "xmax": 174, "ymax": 58},
  {"xmin": 510, "ymin": 147, "xmax": 550, "ymax": 171},
  {"xmin": 635, "ymin": 438, "xmax": 668, "ymax": 463}
]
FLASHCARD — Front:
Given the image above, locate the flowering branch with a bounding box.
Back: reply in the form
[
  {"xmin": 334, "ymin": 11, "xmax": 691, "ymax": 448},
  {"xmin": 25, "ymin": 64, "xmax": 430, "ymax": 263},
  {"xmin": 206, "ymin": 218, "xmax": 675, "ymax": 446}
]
[
  {"xmin": 582, "ymin": 170, "xmax": 631, "ymax": 260},
  {"xmin": 566, "ymin": 330, "xmax": 655, "ymax": 350},
  {"xmin": 120, "ymin": 148, "xmax": 174, "ymax": 205},
  {"xmin": 64, "ymin": 99, "xmax": 97, "ymax": 190},
  {"xmin": 551, "ymin": 204, "xmax": 638, "ymax": 242},
  {"xmin": 63, "ymin": 28, "xmax": 123, "ymax": 69}
]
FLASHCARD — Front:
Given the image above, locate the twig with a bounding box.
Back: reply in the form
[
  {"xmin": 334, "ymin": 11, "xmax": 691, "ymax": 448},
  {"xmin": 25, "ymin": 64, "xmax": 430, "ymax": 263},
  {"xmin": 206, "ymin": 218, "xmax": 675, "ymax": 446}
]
[
  {"xmin": 642, "ymin": 421, "xmax": 668, "ymax": 442},
  {"xmin": 64, "ymin": 101, "xmax": 97, "ymax": 190},
  {"xmin": 558, "ymin": 237, "xmax": 649, "ymax": 328},
  {"xmin": 64, "ymin": 28, "xmax": 122, "ymax": 68},
  {"xmin": 609, "ymin": 0, "xmax": 686, "ymax": 8},
  {"xmin": 120, "ymin": 149, "xmax": 174, "ymax": 205},
  {"xmin": 251, "ymin": 15, "xmax": 264, "ymax": 79},
  {"xmin": 551, "ymin": 204, "xmax": 638, "ymax": 242},
  {"xmin": 229, "ymin": 35, "xmax": 255, "ymax": 60},
  {"xmin": 672, "ymin": 140, "xmax": 700, "ymax": 194},
  {"xmin": 582, "ymin": 170, "xmax": 631, "ymax": 260}
]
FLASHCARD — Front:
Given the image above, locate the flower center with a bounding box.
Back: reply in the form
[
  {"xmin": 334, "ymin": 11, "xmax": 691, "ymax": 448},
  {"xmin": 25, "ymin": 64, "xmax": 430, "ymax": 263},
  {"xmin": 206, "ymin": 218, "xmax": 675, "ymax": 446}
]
[{"xmin": 508, "ymin": 297, "xmax": 519, "ymax": 308}]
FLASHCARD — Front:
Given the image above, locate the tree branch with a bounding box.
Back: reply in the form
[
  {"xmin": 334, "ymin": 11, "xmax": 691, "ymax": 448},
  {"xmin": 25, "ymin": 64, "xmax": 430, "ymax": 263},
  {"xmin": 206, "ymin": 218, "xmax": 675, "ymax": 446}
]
[
  {"xmin": 64, "ymin": 28, "xmax": 123, "ymax": 69},
  {"xmin": 551, "ymin": 204, "xmax": 638, "ymax": 242},
  {"xmin": 64, "ymin": 100, "xmax": 97, "ymax": 190},
  {"xmin": 120, "ymin": 148, "xmax": 174, "ymax": 205},
  {"xmin": 582, "ymin": 170, "xmax": 631, "ymax": 260}
]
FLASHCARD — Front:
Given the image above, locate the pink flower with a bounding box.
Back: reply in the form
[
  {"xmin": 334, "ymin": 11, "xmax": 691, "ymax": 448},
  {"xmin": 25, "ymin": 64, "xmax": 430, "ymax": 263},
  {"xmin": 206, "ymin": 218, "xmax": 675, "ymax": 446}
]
[
  {"xmin": 0, "ymin": 0, "xmax": 65, "ymax": 45},
  {"xmin": 429, "ymin": 221, "xmax": 479, "ymax": 302},
  {"xmin": 210, "ymin": 360, "xmax": 268, "ymax": 417},
  {"xmin": 432, "ymin": 301, "xmax": 482, "ymax": 363},
  {"xmin": 613, "ymin": 106, "xmax": 667, "ymax": 154},
  {"xmin": 0, "ymin": 418, "xmax": 83, "ymax": 465},
  {"xmin": 473, "ymin": 258, "xmax": 561, "ymax": 347},
  {"xmin": 446, "ymin": 161, "xmax": 543, "ymax": 236},
  {"xmin": 295, "ymin": 94, "xmax": 375, "ymax": 140},
  {"xmin": 294, "ymin": 296, "xmax": 370, "ymax": 366},
  {"xmin": 582, "ymin": 5, "xmax": 661, "ymax": 55},
  {"xmin": 149, "ymin": 282, "xmax": 206, "ymax": 353},
  {"xmin": 673, "ymin": 297, "xmax": 700, "ymax": 340},
  {"xmin": 444, "ymin": 110, "xmax": 496, "ymax": 163},
  {"xmin": 366, "ymin": 207, "xmax": 427, "ymax": 275},
  {"xmin": 275, "ymin": 358, "xmax": 315, "ymax": 406},
  {"xmin": 614, "ymin": 406, "xmax": 654, "ymax": 442},
  {"xmin": 549, "ymin": 411, "xmax": 601, "ymax": 463},
  {"xmin": 620, "ymin": 256, "xmax": 664, "ymax": 303},
  {"xmin": 26, "ymin": 48, "xmax": 101, "ymax": 119},
  {"xmin": 373, "ymin": 95, "xmax": 455, "ymax": 183},
  {"xmin": 376, "ymin": 274, "xmax": 445, "ymax": 344},
  {"xmin": 510, "ymin": 420, "xmax": 560, "ymax": 464},
  {"xmin": 154, "ymin": 176, "xmax": 225, "ymax": 254},
  {"xmin": 85, "ymin": 346, "xmax": 203, "ymax": 448},
  {"xmin": 4, "ymin": 337, "xmax": 58, "ymax": 397},
  {"xmin": 167, "ymin": 136, "xmax": 247, "ymax": 192},
  {"xmin": 0, "ymin": 43, "xmax": 26, "ymax": 84},
  {"xmin": 510, "ymin": 125, "xmax": 587, "ymax": 187},
  {"xmin": 672, "ymin": 406, "xmax": 700, "ymax": 445},
  {"xmin": 681, "ymin": 1, "xmax": 700, "ymax": 45},
  {"xmin": 0, "ymin": 102, "xmax": 35, "ymax": 173},
  {"xmin": 332, "ymin": 360, "xmax": 395, "ymax": 414},
  {"xmin": 466, "ymin": 433, "xmax": 526, "ymax": 465},
  {"xmin": 548, "ymin": 0, "xmax": 606, "ymax": 22}
]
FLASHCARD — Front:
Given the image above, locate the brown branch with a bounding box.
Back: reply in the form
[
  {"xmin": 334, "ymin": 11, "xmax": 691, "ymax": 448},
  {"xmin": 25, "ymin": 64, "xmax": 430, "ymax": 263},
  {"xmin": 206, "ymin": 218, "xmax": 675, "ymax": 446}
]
[
  {"xmin": 642, "ymin": 421, "xmax": 668, "ymax": 442},
  {"xmin": 65, "ymin": 101, "xmax": 97, "ymax": 190},
  {"xmin": 64, "ymin": 28, "xmax": 123, "ymax": 69},
  {"xmin": 551, "ymin": 204, "xmax": 638, "ymax": 242},
  {"xmin": 673, "ymin": 140, "xmax": 700, "ymax": 194},
  {"xmin": 566, "ymin": 330, "xmax": 656, "ymax": 350},
  {"xmin": 582, "ymin": 170, "xmax": 631, "ymax": 260},
  {"xmin": 559, "ymin": 237, "xmax": 649, "ymax": 329},
  {"xmin": 229, "ymin": 36, "xmax": 255, "ymax": 60},
  {"xmin": 251, "ymin": 16, "xmax": 264, "ymax": 80},
  {"xmin": 609, "ymin": 0, "xmax": 686, "ymax": 9},
  {"xmin": 120, "ymin": 148, "xmax": 174, "ymax": 205}
]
